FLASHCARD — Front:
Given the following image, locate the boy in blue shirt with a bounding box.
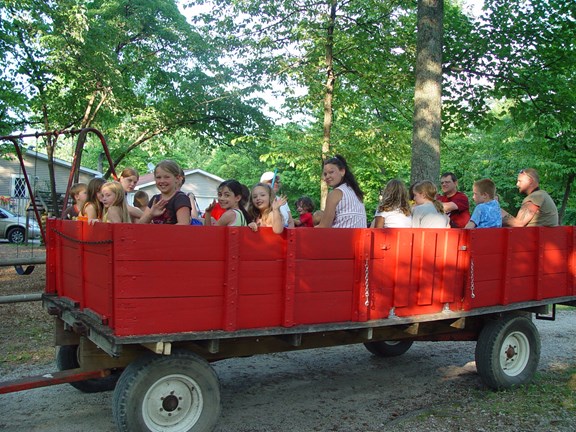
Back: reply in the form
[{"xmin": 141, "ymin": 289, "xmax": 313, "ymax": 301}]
[{"xmin": 465, "ymin": 178, "xmax": 502, "ymax": 229}]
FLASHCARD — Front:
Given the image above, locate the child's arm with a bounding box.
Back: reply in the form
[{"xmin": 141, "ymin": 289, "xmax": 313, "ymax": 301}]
[
  {"xmin": 374, "ymin": 216, "xmax": 385, "ymax": 228},
  {"xmin": 137, "ymin": 196, "xmax": 166, "ymax": 224},
  {"xmin": 271, "ymin": 196, "xmax": 287, "ymax": 234},
  {"xmin": 464, "ymin": 220, "xmax": 477, "ymax": 229},
  {"xmin": 84, "ymin": 203, "xmax": 99, "ymax": 221},
  {"xmin": 105, "ymin": 207, "xmax": 123, "ymax": 223},
  {"xmin": 175, "ymin": 206, "xmax": 191, "ymax": 225},
  {"xmin": 203, "ymin": 200, "xmax": 217, "ymax": 226}
]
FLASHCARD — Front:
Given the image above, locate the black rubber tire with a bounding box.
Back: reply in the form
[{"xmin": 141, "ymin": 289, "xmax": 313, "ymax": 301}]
[
  {"xmin": 364, "ymin": 340, "xmax": 414, "ymax": 357},
  {"xmin": 7, "ymin": 227, "xmax": 25, "ymax": 243},
  {"xmin": 475, "ymin": 315, "xmax": 541, "ymax": 390},
  {"xmin": 112, "ymin": 350, "xmax": 221, "ymax": 432},
  {"xmin": 56, "ymin": 344, "xmax": 120, "ymax": 393}
]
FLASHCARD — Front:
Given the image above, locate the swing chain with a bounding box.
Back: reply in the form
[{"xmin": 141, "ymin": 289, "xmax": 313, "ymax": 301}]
[{"xmin": 50, "ymin": 227, "xmax": 113, "ymax": 245}]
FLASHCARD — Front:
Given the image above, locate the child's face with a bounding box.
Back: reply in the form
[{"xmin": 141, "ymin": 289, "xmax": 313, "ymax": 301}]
[
  {"xmin": 218, "ymin": 186, "xmax": 241, "ymax": 210},
  {"xmin": 472, "ymin": 186, "xmax": 489, "ymax": 204},
  {"xmin": 155, "ymin": 167, "xmax": 179, "ymax": 194},
  {"xmin": 120, "ymin": 175, "xmax": 138, "ymax": 192},
  {"xmin": 251, "ymin": 186, "xmax": 271, "ymax": 210},
  {"xmin": 75, "ymin": 190, "xmax": 88, "ymax": 204},
  {"xmin": 322, "ymin": 163, "xmax": 345, "ymax": 187},
  {"xmin": 413, "ymin": 191, "xmax": 426, "ymax": 205},
  {"xmin": 100, "ymin": 187, "xmax": 117, "ymax": 208}
]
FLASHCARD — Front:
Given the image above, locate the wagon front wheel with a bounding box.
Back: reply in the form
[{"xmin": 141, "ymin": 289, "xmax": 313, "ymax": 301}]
[
  {"xmin": 475, "ymin": 314, "xmax": 541, "ymax": 390},
  {"xmin": 112, "ymin": 350, "xmax": 221, "ymax": 432}
]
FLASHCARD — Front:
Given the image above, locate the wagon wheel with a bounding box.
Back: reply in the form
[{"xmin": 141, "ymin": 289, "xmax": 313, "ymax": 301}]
[
  {"xmin": 112, "ymin": 349, "xmax": 221, "ymax": 432},
  {"xmin": 56, "ymin": 344, "xmax": 120, "ymax": 393},
  {"xmin": 475, "ymin": 314, "xmax": 541, "ymax": 390},
  {"xmin": 364, "ymin": 340, "xmax": 414, "ymax": 357}
]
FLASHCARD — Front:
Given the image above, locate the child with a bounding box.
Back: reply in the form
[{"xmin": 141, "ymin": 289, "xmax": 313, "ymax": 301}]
[
  {"xmin": 248, "ymin": 182, "xmax": 287, "ymax": 234},
  {"xmin": 79, "ymin": 177, "xmax": 106, "ymax": 222},
  {"xmin": 138, "ymin": 160, "xmax": 191, "ymax": 225},
  {"xmin": 465, "ymin": 178, "xmax": 502, "ymax": 229},
  {"xmin": 119, "ymin": 167, "xmax": 143, "ymax": 222},
  {"xmin": 294, "ymin": 196, "xmax": 314, "ymax": 227},
  {"xmin": 100, "ymin": 181, "xmax": 131, "ymax": 223},
  {"xmin": 411, "ymin": 181, "xmax": 450, "ymax": 228},
  {"xmin": 133, "ymin": 190, "xmax": 149, "ymax": 213},
  {"xmin": 204, "ymin": 180, "xmax": 251, "ymax": 226},
  {"xmin": 62, "ymin": 183, "xmax": 87, "ymax": 220},
  {"xmin": 373, "ymin": 179, "xmax": 412, "ymax": 228}
]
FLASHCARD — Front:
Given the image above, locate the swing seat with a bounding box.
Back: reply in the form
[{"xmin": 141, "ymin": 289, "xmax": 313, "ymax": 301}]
[{"xmin": 14, "ymin": 265, "xmax": 35, "ymax": 275}]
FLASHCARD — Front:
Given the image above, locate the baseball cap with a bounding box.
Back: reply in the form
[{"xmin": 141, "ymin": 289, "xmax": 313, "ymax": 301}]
[{"xmin": 260, "ymin": 172, "xmax": 275, "ymax": 183}]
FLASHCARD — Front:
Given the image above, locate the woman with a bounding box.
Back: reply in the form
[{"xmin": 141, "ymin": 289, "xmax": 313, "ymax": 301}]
[{"xmin": 316, "ymin": 155, "xmax": 366, "ymax": 228}]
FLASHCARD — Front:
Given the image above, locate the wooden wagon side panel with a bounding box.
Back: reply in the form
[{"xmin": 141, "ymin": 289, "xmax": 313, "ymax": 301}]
[
  {"xmin": 467, "ymin": 226, "xmax": 573, "ymax": 309},
  {"xmin": 111, "ymin": 225, "xmax": 227, "ymax": 336},
  {"xmin": 55, "ymin": 220, "xmax": 85, "ymax": 305}
]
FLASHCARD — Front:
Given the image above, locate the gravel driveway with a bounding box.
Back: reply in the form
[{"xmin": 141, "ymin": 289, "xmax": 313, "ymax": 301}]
[{"xmin": 1, "ymin": 310, "xmax": 575, "ymax": 432}]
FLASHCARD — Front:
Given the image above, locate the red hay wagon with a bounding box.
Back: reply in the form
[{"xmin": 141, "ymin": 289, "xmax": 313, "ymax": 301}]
[{"xmin": 3, "ymin": 219, "xmax": 574, "ymax": 431}]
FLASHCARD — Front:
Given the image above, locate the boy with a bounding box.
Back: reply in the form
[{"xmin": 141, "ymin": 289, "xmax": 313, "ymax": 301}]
[
  {"xmin": 62, "ymin": 183, "xmax": 88, "ymax": 220},
  {"xmin": 465, "ymin": 178, "xmax": 502, "ymax": 229}
]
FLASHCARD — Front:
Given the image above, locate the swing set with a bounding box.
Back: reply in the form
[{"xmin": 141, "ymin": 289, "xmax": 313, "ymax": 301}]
[{"xmin": 0, "ymin": 128, "xmax": 117, "ymax": 280}]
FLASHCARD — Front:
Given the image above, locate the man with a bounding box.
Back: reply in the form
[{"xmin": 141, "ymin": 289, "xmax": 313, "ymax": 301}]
[
  {"xmin": 501, "ymin": 168, "xmax": 558, "ymax": 227},
  {"xmin": 437, "ymin": 172, "xmax": 470, "ymax": 228},
  {"xmin": 260, "ymin": 171, "xmax": 295, "ymax": 228}
]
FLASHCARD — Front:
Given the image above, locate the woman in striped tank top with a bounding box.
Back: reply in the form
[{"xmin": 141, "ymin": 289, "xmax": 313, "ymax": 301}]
[{"xmin": 316, "ymin": 155, "xmax": 367, "ymax": 228}]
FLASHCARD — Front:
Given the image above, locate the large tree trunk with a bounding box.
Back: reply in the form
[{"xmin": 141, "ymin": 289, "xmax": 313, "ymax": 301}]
[
  {"xmin": 558, "ymin": 173, "xmax": 574, "ymax": 225},
  {"xmin": 410, "ymin": 0, "xmax": 443, "ymax": 184},
  {"xmin": 320, "ymin": 0, "xmax": 337, "ymax": 210}
]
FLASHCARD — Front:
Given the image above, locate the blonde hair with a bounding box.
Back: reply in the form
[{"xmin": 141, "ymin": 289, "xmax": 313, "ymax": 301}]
[
  {"xmin": 474, "ymin": 178, "xmax": 496, "ymax": 199},
  {"xmin": 378, "ymin": 179, "xmax": 411, "ymax": 216},
  {"xmin": 413, "ymin": 180, "xmax": 444, "ymax": 214},
  {"xmin": 101, "ymin": 181, "xmax": 131, "ymax": 222},
  {"xmin": 248, "ymin": 182, "xmax": 276, "ymax": 222}
]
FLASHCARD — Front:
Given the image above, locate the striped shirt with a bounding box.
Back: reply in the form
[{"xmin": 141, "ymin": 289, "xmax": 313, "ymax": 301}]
[{"xmin": 332, "ymin": 184, "xmax": 367, "ymax": 228}]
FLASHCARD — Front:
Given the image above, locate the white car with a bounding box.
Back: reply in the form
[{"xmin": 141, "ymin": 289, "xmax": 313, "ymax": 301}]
[{"xmin": 0, "ymin": 208, "xmax": 42, "ymax": 243}]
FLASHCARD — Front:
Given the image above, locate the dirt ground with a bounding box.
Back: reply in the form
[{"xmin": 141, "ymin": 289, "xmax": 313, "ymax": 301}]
[{"xmin": 1, "ymin": 242, "xmax": 575, "ymax": 432}]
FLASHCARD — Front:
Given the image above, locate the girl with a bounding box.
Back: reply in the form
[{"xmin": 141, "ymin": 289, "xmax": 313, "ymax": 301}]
[
  {"xmin": 248, "ymin": 182, "xmax": 287, "ymax": 234},
  {"xmin": 79, "ymin": 177, "xmax": 106, "ymax": 222},
  {"xmin": 100, "ymin": 181, "xmax": 131, "ymax": 223},
  {"xmin": 119, "ymin": 167, "xmax": 143, "ymax": 222},
  {"xmin": 138, "ymin": 160, "xmax": 191, "ymax": 225},
  {"xmin": 411, "ymin": 180, "xmax": 450, "ymax": 228},
  {"xmin": 204, "ymin": 180, "xmax": 251, "ymax": 227},
  {"xmin": 373, "ymin": 179, "xmax": 412, "ymax": 228},
  {"xmin": 294, "ymin": 196, "xmax": 314, "ymax": 227},
  {"xmin": 316, "ymin": 155, "xmax": 366, "ymax": 228}
]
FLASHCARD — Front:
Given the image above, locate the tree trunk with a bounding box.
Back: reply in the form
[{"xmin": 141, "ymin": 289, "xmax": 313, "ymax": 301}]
[
  {"xmin": 320, "ymin": 0, "xmax": 337, "ymax": 210},
  {"xmin": 410, "ymin": 0, "xmax": 443, "ymax": 184},
  {"xmin": 558, "ymin": 173, "xmax": 574, "ymax": 225}
]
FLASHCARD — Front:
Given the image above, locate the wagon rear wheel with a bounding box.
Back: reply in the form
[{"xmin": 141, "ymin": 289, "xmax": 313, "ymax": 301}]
[
  {"xmin": 364, "ymin": 340, "xmax": 413, "ymax": 357},
  {"xmin": 475, "ymin": 314, "xmax": 540, "ymax": 390},
  {"xmin": 56, "ymin": 344, "xmax": 120, "ymax": 393},
  {"xmin": 112, "ymin": 350, "xmax": 221, "ymax": 432}
]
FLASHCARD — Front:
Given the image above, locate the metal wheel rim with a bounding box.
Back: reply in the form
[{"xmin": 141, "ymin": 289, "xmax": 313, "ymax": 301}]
[
  {"xmin": 10, "ymin": 229, "xmax": 25, "ymax": 243},
  {"xmin": 142, "ymin": 373, "xmax": 203, "ymax": 431},
  {"xmin": 500, "ymin": 331, "xmax": 530, "ymax": 377}
]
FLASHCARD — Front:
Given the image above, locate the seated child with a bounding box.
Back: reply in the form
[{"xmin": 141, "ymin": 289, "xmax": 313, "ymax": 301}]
[
  {"xmin": 100, "ymin": 181, "xmax": 131, "ymax": 223},
  {"xmin": 62, "ymin": 183, "xmax": 87, "ymax": 220},
  {"xmin": 294, "ymin": 196, "xmax": 314, "ymax": 227},
  {"xmin": 248, "ymin": 183, "xmax": 287, "ymax": 234},
  {"xmin": 79, "ymin": 177, "xmax": 106, "ymax": 222},
  {"xmin": 133, "ymin": 190, "xmax": 149, "ymax": 213},
  {"xmin": 465, "ymin": 178, "xmax": 502, "ymax": 229},
  {"xmin": 411, "ymin": 181, "xmax": 450, "ymax": 228},
  {"xmin": 373, "ymin": 179, "xmax": 412, "ymax": 228},
  {"xmin": 204, "ymin": 180, "xmax": 251, "ymax": 226}
]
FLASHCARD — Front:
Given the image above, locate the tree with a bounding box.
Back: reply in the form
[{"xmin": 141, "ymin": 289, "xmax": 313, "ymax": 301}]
[{"xmin": 410, "ymin": 0, "xmax": 443, "ymax": 184}]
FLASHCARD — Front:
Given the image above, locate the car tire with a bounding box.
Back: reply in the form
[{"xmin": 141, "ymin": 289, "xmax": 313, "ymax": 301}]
[{"xmin": 7, "ymin": 227, "xmax": 25, "ymax": 243}]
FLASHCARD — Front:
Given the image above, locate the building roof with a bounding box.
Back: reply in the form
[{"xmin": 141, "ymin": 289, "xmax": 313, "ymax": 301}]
[{"xmin": 23, "ymin": 148, "xmax": 102, "ymax": 176}]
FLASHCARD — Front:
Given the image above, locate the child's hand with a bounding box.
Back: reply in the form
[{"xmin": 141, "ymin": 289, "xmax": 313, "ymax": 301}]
[
  {"xmin": 248, "ymin": 221, "xmax": 259, "ymax": 232},
  {"xmin": 150, "ymin": 197, "xmax": 167, "ymax": 217},
  {"xmin": 272, "ymin": 195, "xmax": 287, "ymax": 210},
  {"xmin": 205, "ymin": 199, "xmax": 217, "ymax": 213}
]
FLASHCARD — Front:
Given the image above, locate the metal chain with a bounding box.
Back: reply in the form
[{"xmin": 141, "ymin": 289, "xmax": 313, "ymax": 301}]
[
  {"xmin": 470, "ymin": 258, "xmax": 476, "ymax": 299},
  {"xmin": 364, "ymin": 259, "xmax": 370, "ymax": 307},
  {"xmin": 50, "ymin": 227, "xmax": 113, "ymax": 245}
]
